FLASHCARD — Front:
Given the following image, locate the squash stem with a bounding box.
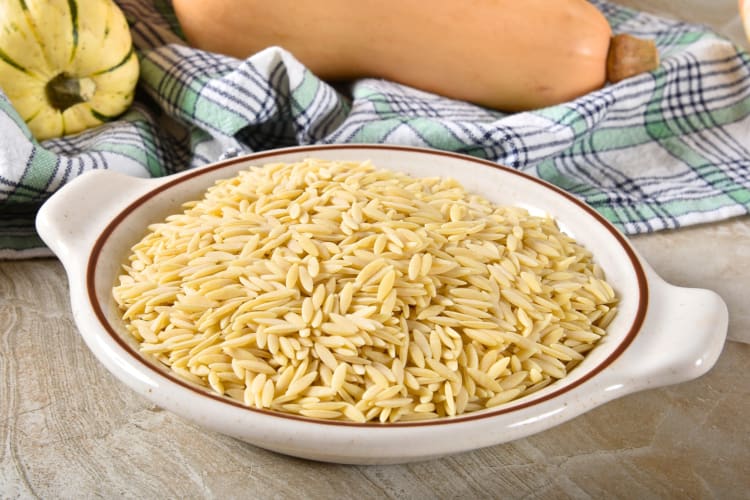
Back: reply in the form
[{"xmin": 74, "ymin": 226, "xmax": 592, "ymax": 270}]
[
  {"xmin": 46, "ymin": 73, "xmax": 96, "ymax": 111},
  {"xmin": 606, "ymin": 34, "xmax": 660, "ymax": 83}
]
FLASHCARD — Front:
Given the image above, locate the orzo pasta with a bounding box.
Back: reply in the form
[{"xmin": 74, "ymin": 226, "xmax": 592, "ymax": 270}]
[{"xmin": 113, "ymin": 159, "xmax": 618, "ymax": 423}]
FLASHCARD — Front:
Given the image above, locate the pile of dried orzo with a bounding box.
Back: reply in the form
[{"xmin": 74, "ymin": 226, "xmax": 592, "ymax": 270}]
[{"xmin": 113, "ymin": 158, "xmax": 618, "ymax": 423}]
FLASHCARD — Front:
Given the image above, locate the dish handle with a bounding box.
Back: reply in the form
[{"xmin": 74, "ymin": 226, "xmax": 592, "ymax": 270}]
[
  {"xmin": 35, "ymin": 170, "xmax": 159, "ymax": 264},
  {"xmin": 604, "ymin": 273, "xmax": 728, "ymax": 395}
]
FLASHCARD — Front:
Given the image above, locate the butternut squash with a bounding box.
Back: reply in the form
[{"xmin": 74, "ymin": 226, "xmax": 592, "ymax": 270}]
[{"xmin": 172, "ymin": 0, "xmax": 658, "ymax": 112}]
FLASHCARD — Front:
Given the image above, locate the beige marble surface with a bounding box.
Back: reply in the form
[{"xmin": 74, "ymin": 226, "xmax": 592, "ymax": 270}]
[
  {"xmin": 2, "ymin": 1, "xmax": 750, "ymax": 498},
  {"xmin": 1, "ymin": 217, "xmax": 748, "ymax": 498}
]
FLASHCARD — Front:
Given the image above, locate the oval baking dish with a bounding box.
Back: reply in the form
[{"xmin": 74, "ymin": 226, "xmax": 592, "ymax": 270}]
[{"xmin": 35, "ymin": 145, "xmax": 728, "ymax": 464}]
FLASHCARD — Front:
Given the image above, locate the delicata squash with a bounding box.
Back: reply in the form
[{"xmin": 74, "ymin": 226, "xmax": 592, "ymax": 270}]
[
  {"xmin": 0, "ymin": 0, "xmax": 139, "ymax": 140},
  {"xmin": 172, "ymin": 0, "xmax": 658, "ymax": 111}
]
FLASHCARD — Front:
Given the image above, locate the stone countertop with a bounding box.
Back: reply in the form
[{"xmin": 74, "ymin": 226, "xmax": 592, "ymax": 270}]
[{"xmin": 2, "ymin": 1, "xmax": 749, "ymax": 498}]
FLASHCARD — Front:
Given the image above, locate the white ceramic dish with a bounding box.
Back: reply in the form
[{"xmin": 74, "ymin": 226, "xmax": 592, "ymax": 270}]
[{"xmin": 36, "ymin": 145, "xmax": 728, "ymax": 464}]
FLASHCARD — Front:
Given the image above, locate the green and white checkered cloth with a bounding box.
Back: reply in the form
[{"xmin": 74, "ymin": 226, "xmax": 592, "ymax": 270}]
[{"xmin": 2, "ymin": 0, "xmax": 749, "ymax": 259}]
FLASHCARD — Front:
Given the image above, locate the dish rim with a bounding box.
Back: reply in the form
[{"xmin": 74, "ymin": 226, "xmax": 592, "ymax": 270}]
[{"xmin": 85, "ymin": 144, "xmax": 649, "ymax": 427}]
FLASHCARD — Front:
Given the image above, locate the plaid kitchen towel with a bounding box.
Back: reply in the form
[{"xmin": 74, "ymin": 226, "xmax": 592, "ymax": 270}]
[{"xmin": 1, "ymin": 0, "xmax": 749, "ymax": 259}]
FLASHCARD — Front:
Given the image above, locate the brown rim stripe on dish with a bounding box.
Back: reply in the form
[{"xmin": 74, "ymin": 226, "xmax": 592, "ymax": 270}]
[{"xmin": 86, "ymin": 145, "xmax": 649, "ymax": 427}]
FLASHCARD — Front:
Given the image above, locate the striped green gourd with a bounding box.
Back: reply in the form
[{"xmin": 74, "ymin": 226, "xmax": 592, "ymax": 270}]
[{"xmin": 0, "ymin": 0, "xmax": 139, "ymax": 140}]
